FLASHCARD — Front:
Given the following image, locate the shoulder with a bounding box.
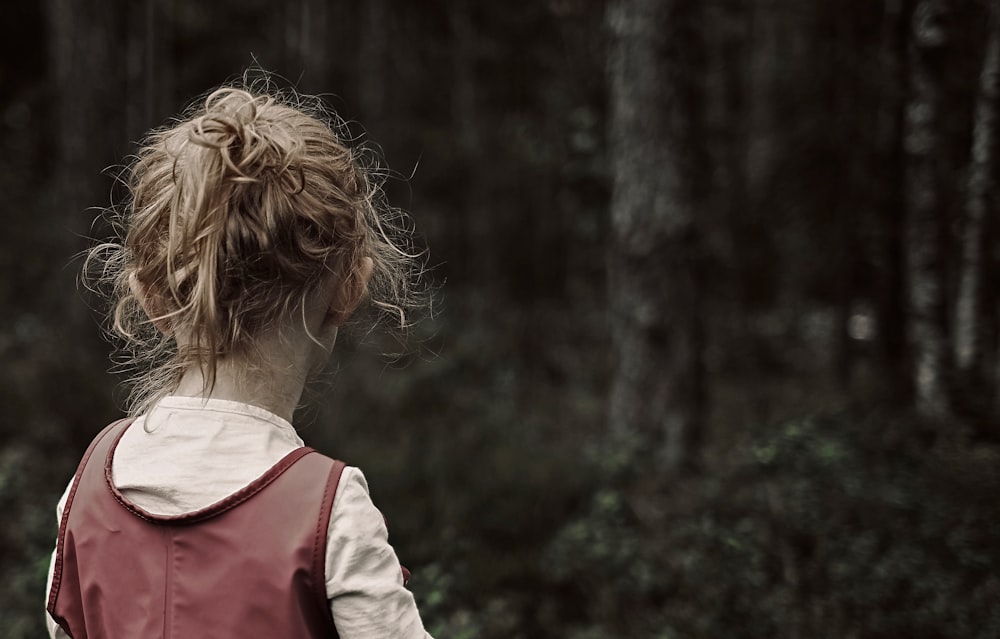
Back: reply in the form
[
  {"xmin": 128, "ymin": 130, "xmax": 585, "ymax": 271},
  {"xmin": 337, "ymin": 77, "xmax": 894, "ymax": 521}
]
[
  {"xmin": 326, "ymin": 465, "xmax": 397, "ymax": 573},
  {"xmin": 336, "ymin": 465, "xmax": 370, "ymax": 496},
  {"xmin": 329, "ymin": 466, "xmax": 380, "ymax": 536}
]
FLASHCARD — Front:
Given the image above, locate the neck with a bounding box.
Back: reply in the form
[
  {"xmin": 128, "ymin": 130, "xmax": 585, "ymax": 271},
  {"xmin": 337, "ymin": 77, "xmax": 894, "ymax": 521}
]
[
  {"xmin": 172, "ymin": 343, "xmax": 312, "ymax": 424},
  {"xmin": 168, "ymin": 307, "xmax": 338, "ymax": 423}
]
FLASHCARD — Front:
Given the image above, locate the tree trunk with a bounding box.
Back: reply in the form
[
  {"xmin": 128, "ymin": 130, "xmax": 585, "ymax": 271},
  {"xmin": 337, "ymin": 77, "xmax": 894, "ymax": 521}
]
[
  {"xmin": 953, "ymin": 4, "xmax": 999, "ymax": 405},
  {"xmin": 48, "ymin": 0, "xmax": 126, "ymax": 219},
  {"xmin": 903, "ymin": 0, "xmax": 951, "ymax": 418},
  {"xmin": 47, "ymin": 0, "xmax": 127, "ymax": 291},
  {"xmin": 830, "ymin": 3, "xmax": 860, "ymax": 388},
  {"xmin": 606, "ymin": 0, "xmax": 706, "ymax": 473},
  {"xmin": 47, "ymin": 0, "xmax": 128, "ymax": 449},
  {"xmin": 744, "ymin": 0, "xmax": 780, "ymax": 210},
  {"xmin": 718, "ymin": 0, "xmax": 754, "ymax": 351}
]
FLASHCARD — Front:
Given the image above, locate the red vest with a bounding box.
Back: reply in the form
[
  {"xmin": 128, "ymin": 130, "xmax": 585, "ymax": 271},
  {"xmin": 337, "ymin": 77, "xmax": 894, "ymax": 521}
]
[{"xmin": 47, "ymin": 419, "xmax": 345, "ymax": 639}]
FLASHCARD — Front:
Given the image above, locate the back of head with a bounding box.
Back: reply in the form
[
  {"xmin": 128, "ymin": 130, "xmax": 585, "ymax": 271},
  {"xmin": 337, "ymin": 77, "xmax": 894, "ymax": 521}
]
[{"xmin": 90, "ymin": 81, "xmax": 423, "ymax": 414}]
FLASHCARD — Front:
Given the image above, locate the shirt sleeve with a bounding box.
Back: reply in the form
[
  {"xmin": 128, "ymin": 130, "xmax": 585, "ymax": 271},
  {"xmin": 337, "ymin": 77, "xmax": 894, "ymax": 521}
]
[
  {"xmin": 325, "ymin": 467, "xmax": 433, "ymax": 639},
  {"xmin": 46, "ymin": 479, "xmax": 73, "ymax": 639}
]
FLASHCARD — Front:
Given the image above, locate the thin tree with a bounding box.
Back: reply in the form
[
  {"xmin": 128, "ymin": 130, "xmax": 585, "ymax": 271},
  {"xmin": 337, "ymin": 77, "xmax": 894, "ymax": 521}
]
[
  {"xmin": 46, "ymin": 0, "xmax": 127, "ymax": 310},
  {"xmin": 606, "ymin": 0, "xmax": 706, "ymax": 472},
  {"xmin": 953, "ymin": 3, "xmax": 1000, "ymax": 413},
  {"xmin": 48, "ymin": 0, "xmax": 127, "ymax": 227},
  {"xmin": 903, "ymin": 0, "xmax": 951, "ymax": 418},
  {"xmin": 46, "ymin": 0, "xmax": 128, "ymax": 452}
]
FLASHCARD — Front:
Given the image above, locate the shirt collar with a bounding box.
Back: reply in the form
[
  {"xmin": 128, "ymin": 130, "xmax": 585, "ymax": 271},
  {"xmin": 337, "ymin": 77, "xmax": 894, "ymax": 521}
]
[{"xmin": 153, "ymin": 395, "xmax": 299, "ymax": 438}]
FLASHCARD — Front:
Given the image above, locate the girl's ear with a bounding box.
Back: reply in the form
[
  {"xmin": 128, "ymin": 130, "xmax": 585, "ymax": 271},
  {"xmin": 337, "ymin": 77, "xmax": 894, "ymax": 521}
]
[
  {"xmin": 129, "ymin": 274, "xmax": 173, "ymax": 335},
  {"xmin": 327, "ymin": 257, "xmax": 374, "ymax": 327}
]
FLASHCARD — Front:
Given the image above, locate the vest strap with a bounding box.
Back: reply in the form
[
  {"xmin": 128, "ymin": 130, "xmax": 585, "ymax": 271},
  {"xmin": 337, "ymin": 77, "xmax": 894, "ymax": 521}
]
[
  {"xmin": 47, "ymin": 418, "xmax": 133, "ymax": 628},
  {"xmin": 313, "ymin": 458, "xmax": 347, "ymax": 627}
]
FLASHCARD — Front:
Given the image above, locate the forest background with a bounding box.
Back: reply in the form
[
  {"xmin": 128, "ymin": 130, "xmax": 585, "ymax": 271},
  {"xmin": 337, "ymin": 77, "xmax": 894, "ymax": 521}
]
[{"xmin": 2, "ymin": 0, "xmax": 1000, "ymax": 637}]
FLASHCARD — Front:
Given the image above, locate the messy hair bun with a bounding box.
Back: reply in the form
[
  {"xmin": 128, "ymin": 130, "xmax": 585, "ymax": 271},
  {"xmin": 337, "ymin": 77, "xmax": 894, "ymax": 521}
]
[{"xmin": 87, "ymin": 80, "xmax": 427, "ymax": 415}]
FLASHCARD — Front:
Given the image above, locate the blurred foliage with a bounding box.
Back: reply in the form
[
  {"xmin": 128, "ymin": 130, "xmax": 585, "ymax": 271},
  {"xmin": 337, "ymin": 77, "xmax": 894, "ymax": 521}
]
[{"xmin": 541, "ymin": 407, "xmax": 1000, "ymax": 638}]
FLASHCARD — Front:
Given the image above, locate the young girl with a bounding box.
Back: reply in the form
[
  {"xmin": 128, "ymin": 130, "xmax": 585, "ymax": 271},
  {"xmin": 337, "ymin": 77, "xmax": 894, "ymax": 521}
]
[{"xmin": 45, "ymin": 81, "xmax": 433, "ymax": 638}]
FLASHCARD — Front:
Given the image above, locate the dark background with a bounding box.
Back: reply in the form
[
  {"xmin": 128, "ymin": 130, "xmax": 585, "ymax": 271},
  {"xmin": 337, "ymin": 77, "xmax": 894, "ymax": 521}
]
[{"xmin": 2, "ymin": 0, "xmax": 1000, "ymax": 637}]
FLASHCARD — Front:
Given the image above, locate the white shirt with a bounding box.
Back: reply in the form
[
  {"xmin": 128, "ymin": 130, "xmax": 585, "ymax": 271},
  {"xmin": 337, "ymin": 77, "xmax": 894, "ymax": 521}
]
[{"xmin": 46, "ymin": 396, "xmax": 432, "ymax": 639}]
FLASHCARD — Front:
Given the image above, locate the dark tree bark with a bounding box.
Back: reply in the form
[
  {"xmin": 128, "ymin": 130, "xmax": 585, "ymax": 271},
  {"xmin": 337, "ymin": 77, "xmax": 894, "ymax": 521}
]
[
  {"xmin": 48, "ymin": 0, "xmax": 126, "ymax": 220},
  {"xmin": 903, "ymin": 0, "xmax": 951, "ymax": 418},
  {"xmin": 830, "ymin": 2, "xmax": 862, "ymax": 388},
  {"xmin": 953, "ymin": 4, "xmax": 999, "ymax": 403},
  {"xmin": 47, "ymin": 0, "xmax": 127, "ymax": 295},
  {"xmin": 46, "ymin": 0, "xmax": 128, "ymax": 449},
  {"xmin": 718, "ymin": 0, "xmax": 753, "ymax": 344},
  {"xmin": 606, "ymin": 0, "xmax": 706, "ymax": 473},
  {"xmin": 743, "ymin": 0, "xmax": 780, "ymax": 212}
]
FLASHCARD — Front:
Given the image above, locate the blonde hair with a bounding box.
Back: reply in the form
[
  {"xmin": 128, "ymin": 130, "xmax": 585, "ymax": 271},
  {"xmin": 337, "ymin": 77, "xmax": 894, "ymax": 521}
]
[{"xmin": 87, "ymin": 80, "xmax": 425, "ymax": 416}]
